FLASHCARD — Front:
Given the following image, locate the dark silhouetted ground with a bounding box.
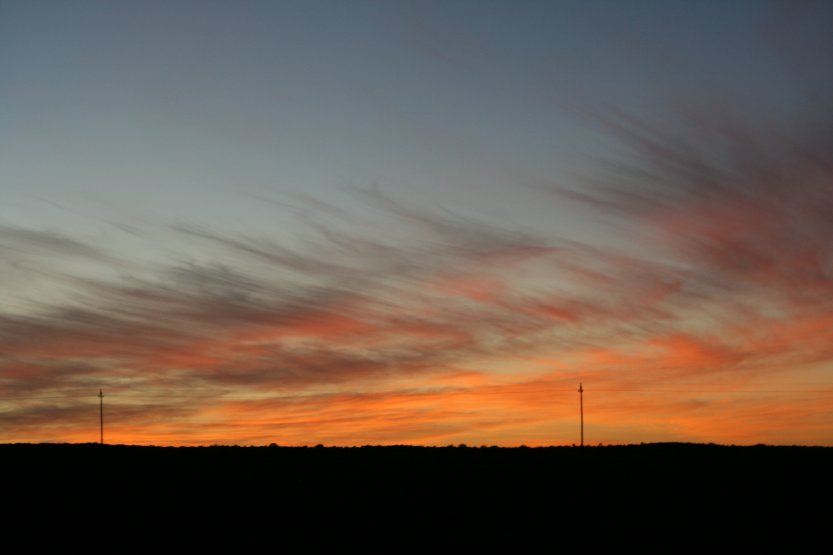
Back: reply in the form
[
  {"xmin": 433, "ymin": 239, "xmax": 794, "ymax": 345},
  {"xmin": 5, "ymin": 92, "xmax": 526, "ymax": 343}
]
[{"xmin": 3, "ymin": 442, "xmax": 830, "ymax": 550}]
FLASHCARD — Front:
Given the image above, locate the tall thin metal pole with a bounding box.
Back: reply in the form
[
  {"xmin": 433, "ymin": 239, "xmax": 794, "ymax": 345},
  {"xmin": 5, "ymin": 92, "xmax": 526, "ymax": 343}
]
[
  {"xmin": 578, "ymin": 383, "xmax": 584, "ymax": 447},
  {"xmin": 98, "ymin": 389, "xmax": 104, "ymax": 445}
]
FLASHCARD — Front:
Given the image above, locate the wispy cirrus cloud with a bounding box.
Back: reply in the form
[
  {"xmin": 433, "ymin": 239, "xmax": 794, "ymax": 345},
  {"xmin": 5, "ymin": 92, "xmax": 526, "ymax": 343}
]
[
  {"xmin": 0, "ymin": 226, "xmax": 110, "ymax": 260},
  {"xmin": 3, "ymin": 92, "xmax": 833, "ymax": 446},
  {"xmin": 0, "ymin": 199, "xmax": 567, "ymax": 439}
]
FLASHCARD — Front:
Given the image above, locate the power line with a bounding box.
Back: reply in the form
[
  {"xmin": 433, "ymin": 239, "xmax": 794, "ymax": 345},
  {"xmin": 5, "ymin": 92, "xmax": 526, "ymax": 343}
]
[
  {"xmin": 1, "ymin": 386, "xmax": 830, "ymax": 401},
  {"xmin": 574, "ymin": 389, "xmax": 831, "ymax": 393},
  {"xmin": 0, "ymin": 391, "xmax": 224, "ymax": 401},
  {"xmin": 0, "ymin": 396, "xmax": 78, "ymax": 401}
]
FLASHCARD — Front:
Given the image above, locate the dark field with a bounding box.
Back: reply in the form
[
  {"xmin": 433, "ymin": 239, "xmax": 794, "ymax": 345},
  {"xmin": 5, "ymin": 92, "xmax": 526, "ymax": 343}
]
[{"xmin": 3, "ymin": 442, "xmax": 830, "ymax": 549}]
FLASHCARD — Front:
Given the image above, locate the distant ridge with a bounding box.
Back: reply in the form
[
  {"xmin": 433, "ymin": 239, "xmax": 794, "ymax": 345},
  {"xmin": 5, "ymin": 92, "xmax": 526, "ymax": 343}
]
[{"xmin": 1, "ymin": 440, "xmax": 830, "ymax": 448}]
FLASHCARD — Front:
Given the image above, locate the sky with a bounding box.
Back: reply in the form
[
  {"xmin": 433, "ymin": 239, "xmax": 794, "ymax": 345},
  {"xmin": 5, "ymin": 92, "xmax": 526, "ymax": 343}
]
[{"xmin": 2, "ymin": 0, "xmax": 832, "ymax": 446}]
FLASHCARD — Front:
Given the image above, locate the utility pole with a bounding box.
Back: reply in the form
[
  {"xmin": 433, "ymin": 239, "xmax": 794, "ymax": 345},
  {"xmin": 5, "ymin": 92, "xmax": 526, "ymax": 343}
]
[
  {"xmin": 98, "ymin": 389, "xmax": 104, "ymax": 445},
  {"xmin": 578, "ymin": 383, "xmax": 584, "ymax": 447}
]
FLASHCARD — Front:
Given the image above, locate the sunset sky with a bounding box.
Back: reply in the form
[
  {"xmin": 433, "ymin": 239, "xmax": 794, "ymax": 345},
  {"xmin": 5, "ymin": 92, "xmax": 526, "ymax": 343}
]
[{"xmin": 2, "ymin": 0, "xmax": 832, "ymax": 446}]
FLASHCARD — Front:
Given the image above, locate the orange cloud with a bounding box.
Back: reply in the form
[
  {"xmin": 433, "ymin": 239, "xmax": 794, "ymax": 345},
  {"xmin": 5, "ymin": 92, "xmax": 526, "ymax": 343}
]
[{"xmin": 3, "ymin": 98, "xmax": 833, "ymax": 446}]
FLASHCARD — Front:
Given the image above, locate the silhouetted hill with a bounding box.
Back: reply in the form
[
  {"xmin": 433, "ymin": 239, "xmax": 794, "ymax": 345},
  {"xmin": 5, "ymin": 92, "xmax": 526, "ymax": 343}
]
[{"xmin": 3, "ymin": 442, "xmax": 830, "ymax": 549}]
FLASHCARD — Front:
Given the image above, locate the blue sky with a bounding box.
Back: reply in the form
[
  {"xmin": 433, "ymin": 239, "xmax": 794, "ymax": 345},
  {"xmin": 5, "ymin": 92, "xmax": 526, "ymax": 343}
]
[{"xmin": 3, "ymin": 0, "xmax": 810, "ymax": 231}]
